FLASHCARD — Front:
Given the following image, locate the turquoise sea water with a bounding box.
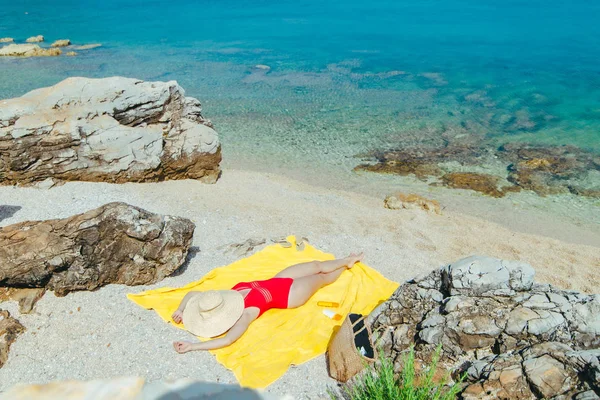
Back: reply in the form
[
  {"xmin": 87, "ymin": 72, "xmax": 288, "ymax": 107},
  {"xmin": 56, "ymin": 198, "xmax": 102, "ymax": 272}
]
[{"xmin": 1, "ymin": 1, "xmax": 599, "ymax": 200}]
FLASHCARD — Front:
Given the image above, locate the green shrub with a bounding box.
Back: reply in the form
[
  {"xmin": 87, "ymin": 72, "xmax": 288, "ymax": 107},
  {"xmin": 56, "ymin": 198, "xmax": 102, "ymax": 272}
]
[{"xmin": 329, "ymin": 346, "xmax": 463, "ymax": 400}]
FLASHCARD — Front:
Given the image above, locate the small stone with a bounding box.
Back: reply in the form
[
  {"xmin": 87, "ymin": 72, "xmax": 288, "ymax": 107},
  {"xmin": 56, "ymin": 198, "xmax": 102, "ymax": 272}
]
[
  {"xmin": 25, "ymin": 35, "xmax": 44, "ymax": 43},
  {"xmin": 66, "ymin": 51, "xmax": 77, "ymax": 56},
  {"xmin": 384, "ymin": 192, "xmax": 441, "ymax": 214},
  {"xmin": 0, "ymin": 310, "xmax": 25, "ymax": 368},
  {"xmin": 35, "ymin": 178, "xmax": 56, "ymax": 189}
]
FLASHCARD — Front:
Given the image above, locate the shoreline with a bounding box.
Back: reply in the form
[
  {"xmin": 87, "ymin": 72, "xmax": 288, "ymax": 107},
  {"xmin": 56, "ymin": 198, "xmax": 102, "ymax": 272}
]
[
  {"xmin": 0, "ymin": 168, "xmax": 599, "ymax": 397},
  {"xmin": 221, "ymin": 151, "xmax": 600, "ymax": 248}
]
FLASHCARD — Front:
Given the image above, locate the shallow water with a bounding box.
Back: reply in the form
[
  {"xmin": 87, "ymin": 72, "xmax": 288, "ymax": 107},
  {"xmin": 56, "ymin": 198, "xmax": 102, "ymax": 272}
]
[{"xmin": 1, "ymin": 0, "xmax": 599, "ymax": 238}]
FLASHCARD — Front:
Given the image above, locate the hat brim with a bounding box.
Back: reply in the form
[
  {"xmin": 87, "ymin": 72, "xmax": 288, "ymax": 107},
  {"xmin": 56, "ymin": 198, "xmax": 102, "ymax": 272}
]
[{"xmin": 182, "ymin": 290, "xmax": 244, "ymax": 338}]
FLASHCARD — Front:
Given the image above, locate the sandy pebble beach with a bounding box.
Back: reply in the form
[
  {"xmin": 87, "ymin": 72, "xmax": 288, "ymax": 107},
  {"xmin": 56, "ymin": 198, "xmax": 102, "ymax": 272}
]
[{"xmin": 0, "ymin": 168, "xmax": 599, "ymax": 398}]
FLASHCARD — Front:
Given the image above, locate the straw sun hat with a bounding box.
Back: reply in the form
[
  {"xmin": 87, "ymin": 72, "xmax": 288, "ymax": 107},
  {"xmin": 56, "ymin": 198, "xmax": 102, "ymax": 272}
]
[{"xmin": 182, "ymin": 290, "xmax": 244, "ymax": 338}]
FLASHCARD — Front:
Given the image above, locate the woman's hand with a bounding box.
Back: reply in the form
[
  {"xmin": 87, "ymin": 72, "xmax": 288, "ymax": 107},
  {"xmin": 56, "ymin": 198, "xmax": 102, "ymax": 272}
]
[
  {"xmin": 171, "ymin": 309, "xmax": 183, "ymax": 324},
  {"xmin": 173, "ymin": 341, "xmax": 195, "ymax": 353}
]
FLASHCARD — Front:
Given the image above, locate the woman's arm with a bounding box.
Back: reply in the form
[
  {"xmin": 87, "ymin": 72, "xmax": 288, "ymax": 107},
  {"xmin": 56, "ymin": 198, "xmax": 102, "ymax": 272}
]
[
  {"xmin": 171, "ymin": 291, "xmax": 201, "ymax": 324},
  {"xmin": 173, "ymin": 309, "xmax": 257, "ymax": 353}
]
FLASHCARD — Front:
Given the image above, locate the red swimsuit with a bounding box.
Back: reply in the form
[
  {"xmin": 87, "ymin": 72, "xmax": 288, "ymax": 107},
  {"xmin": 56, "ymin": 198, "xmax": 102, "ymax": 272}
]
[{"xmin": 231, "ymin": 278, "xmax": 294, "ymax": 317}]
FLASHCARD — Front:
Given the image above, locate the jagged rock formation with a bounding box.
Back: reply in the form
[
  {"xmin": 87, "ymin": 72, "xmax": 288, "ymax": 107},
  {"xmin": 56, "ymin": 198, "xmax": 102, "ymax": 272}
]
[
  {"xmin": 0, "ymin": 77, "xmax": 221, "ymax": 185},
  {"xmin": 0, "ymin": 202, "xmax": 194, "ymax": 296},
  {"xmin": 368, "ymin": 256, "xmax": 600, "ymax": 399}
]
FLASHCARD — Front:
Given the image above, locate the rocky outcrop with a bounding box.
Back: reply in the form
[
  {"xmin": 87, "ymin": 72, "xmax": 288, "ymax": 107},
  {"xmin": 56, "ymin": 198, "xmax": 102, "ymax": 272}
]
[
  {"xmin": 0, "ymin": 202, "xmax": 194, "ymax": 296},
  {"xmin": 368, "ymin": 256, "xmax": 600, "ymax": 399},
  {"xmin": 0, "ymin": 310, "xmax": 25, "ymax": 368},
  {"xmin": 0, "ymin": 38, "xmax": 13, "ymax": 43},
  {"xmin": 0, "ymin": 77, "xmax": 221, "ymax": 185},
  {"xmin": 50, "ymin": 39, "xmax": 70, "ymax": 47},
  {"xmin": 0, "ymin": 44, "xmax": 61, "ymax": 57},
  {"xmin": 0, "ymin": 377, "xmax": 291, "ymax": 399},
  {"xmin": 384, "ymin": 192, "xmax": 441, "ymax": 214},
  {"xmin": 25, "ymin": 35, "xmax": 44, "ymax": 43}
]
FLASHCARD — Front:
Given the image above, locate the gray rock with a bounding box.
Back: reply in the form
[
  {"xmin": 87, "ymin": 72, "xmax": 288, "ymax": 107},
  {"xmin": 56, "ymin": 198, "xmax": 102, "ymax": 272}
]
[
  {"xmin": 368, "ymin": 255, "xmax": 600, "ymax": 399},
  {"xmin": 446, "ymin": 256, "xmax": 534, "ymax": 296},
  {"xmin": 0, "ymin": 77, "xmax": 221, "ymax": 185}
]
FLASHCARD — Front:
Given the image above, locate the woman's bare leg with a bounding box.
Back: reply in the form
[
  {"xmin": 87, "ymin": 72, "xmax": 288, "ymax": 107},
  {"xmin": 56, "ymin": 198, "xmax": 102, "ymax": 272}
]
[
  {"xmin": 287, "ymin": 268, "xmax": 347, "ymax": 308},
  {"xmin": 275, "ymin": 253, "xmax": 363, "ymax": 279}
]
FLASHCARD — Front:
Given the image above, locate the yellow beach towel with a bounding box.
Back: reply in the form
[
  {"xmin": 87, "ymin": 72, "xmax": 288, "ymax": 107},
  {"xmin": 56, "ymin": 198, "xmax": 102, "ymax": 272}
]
[{"xmin": 127, "ymin": 236, "xmax": 398, "ymax": 389}]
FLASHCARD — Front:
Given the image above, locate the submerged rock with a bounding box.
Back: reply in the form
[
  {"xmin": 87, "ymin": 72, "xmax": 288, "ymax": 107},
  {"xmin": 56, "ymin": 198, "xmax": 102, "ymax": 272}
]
[
  {"xmin": 355, "ymin": 144, "xmax": 486, "ymax": 180},
  {"xmin": 50, "ymin": 39, "xmax": 71, "ymax": 47},
  {"xmin": 368, "ymin": 255, "xmax": 600, "ymax": 399},
  {"xmin": 0, "ymin": 202, "xmax": 195, "ymax": 296},
  {"xmin": 69, "ymin": 43, "xmax": 102, "ymax": 50},
  {"xmin": 384, "ymin": 192, "xmax": 441, "ymax": 214},
  {"xmin": 498, "ymin": 143, "xmax": 600, "ymax": 197},
  {"xmin": 0, "ymin": 44, "xmax": 61, "ymax": 57},
  {"xmin": 65, "ymin": 51, "xmax": 77, "ymax": 56},
  {"xmin": 25, "ymin": 35, "xmax": 44, "ymax": 43},
  {"xmin": 356, "ymin": 140, "xmax": 598, "ymax": 200},
  {"xmin": 439, "ymin": 172, "xmax": 515, "ymax": 198},
  {"xmin": 0, "ymin": 310, "xmax": 25, "ymax": 369},
  {"xmin": 0, "ymin": 76, "xmax": 221, "ymax": 185},
  {"xmin": 253, "ymin": 64, "xmax": 271, "ymax": 71}
]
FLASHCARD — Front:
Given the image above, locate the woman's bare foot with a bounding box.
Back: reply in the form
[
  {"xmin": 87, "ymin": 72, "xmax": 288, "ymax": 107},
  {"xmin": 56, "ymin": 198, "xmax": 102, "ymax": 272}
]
[
  {"xmin": 346, "ymin": 252, "xmax": 364, "ymax": 268},
  {"xmin": 173, "ymin": 341, "xmax": 193, "ymax": 354},
  {"xmin": 172, "ymin": 309, "xmax": 183, "ymax": 324}
]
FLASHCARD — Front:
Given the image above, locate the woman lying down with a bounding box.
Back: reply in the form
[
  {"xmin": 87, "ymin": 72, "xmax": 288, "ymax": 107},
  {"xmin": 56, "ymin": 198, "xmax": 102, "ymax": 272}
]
[{"xmin": 172, "ymin": 253, "xmax": 363, "ymax": 353}]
